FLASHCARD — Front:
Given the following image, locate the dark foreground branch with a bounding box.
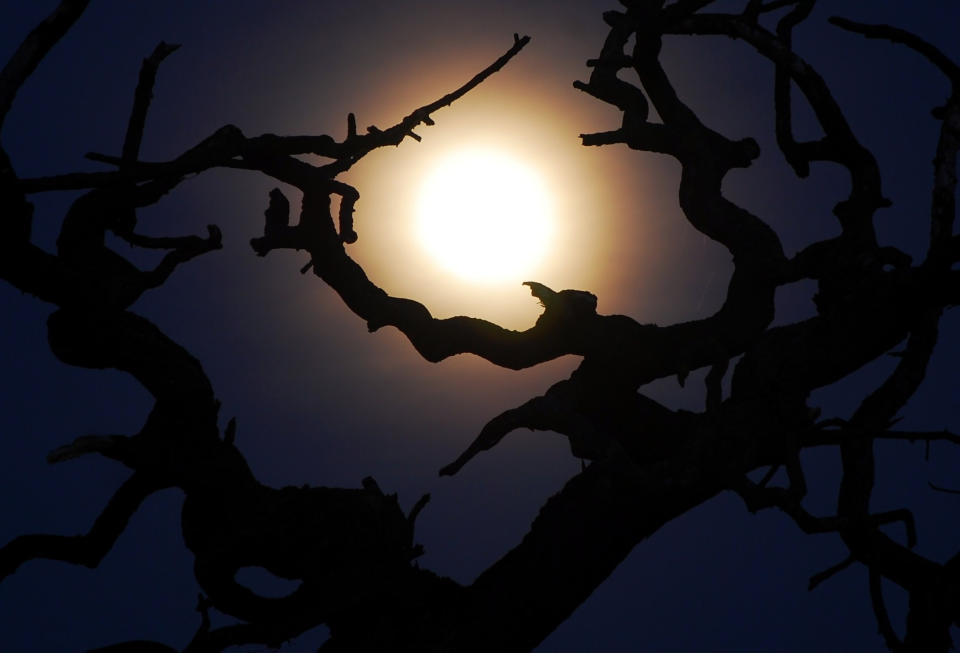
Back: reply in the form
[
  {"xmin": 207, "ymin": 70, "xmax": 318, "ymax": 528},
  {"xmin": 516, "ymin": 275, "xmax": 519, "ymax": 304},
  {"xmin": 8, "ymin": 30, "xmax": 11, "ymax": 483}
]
[
  {"xmin": 0, "ymin": 0, "xmax": 90, "ymax": 132},
  {"xmin": 0, "ymin": 472, "xmax": 165, "ymax": 581}
]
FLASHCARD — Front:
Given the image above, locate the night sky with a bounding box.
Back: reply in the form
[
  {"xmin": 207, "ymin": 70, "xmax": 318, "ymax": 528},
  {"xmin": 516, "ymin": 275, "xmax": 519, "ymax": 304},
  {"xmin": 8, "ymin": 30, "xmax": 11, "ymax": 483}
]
[{"xmin": 1, "ymin": 1, "xmax": 959, "ymax": 651}]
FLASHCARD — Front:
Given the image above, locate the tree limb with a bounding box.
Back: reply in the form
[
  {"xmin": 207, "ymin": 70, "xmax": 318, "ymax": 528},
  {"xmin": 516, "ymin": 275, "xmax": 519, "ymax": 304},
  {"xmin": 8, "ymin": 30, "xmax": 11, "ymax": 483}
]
[
  {"xmin": 121, "ymin": 42, "xmax": 180, "ymax": 165},
  {"xmin": 0, "ymin": 472, "xmax": 165, "ymax": 581},
  {"xmin": 0, "ymin": 0, "xmax": 90, "ymax": 133}
]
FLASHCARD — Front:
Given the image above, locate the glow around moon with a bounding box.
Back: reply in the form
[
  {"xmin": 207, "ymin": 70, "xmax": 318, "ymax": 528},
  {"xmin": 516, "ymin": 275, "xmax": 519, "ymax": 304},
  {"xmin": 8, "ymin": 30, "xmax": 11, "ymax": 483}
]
[{"xmin": 416, "ymin": 149, "xmax": 553, "ymax": 283}]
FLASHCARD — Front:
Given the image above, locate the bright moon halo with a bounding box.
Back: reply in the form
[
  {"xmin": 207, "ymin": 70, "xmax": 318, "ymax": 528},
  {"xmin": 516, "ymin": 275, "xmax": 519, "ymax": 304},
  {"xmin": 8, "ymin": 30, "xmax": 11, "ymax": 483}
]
[{"xmin": 416, "ymin": 149, "xmax": 553, "ymax": 283}]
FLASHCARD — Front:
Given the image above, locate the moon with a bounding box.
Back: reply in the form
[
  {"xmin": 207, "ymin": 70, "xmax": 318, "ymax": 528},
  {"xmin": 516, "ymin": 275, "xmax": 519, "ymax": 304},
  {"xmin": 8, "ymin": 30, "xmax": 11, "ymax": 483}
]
[{"xmin": 416, "ymin": 149, "xmax": 553, "ymax": 283}]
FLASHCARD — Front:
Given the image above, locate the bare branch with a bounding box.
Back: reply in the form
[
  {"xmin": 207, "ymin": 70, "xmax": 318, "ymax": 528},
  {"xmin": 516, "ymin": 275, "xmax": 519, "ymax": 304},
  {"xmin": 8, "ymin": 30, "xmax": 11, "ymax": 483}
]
[
  {"xmin": 773, "ymin": 1, "xmax": 815, "ymax": 177},
  {"xmin": 827, "ymin": 19, "xmax": 960, "ymax": 271},
  {"xmin": 46, "ymin": 434, "xmax": 132, "ymax": 464},
  {"xmin": 0, "ymin": 473, "xmax": 164, "ymax": 581},
  {"xmin": 928, "ymin": 482, "xmax": 960, "ymax": 496},
  {"xmin": 122, "ymin": 42, "xmax": 180, "ymax": 165},
  {"xmin": 407, "ymin": 493, "xmax": 431, "ymax": 526},
  {"xmin": 733, "ymin": 476, "xmax": 916, "ymax": 548},
  {"xmin": 829, "ymin": 17, "xmax": 960, "ymax": 86},
  {"xmin": 439, "ymin": 382, "xmax": 602, "ymax": 477},
  {"xmin": 3, "ymin": 3, "xmax": 959, "ymax": 650},
  {"xmin": 757, "ymin": 464, "xmax": 781, "ymax": 488},
  {"xmin": 0, "ymin": 0, "xmax": 90, "ymax": 133},
  {"xmin": 670, "ymin": 12, "xmax": 891, "ymax": 236},
  {"xmin": 928, "ymin": 101, "xmax": 960, "ymax": 269},
  {"xmin": 851, "ymin": 312, "xmax": 941, "ymax": 430},
  {"xmin": 573, "ymin": 13, "xmax": 648, "ymax": 120},
  {"xmin": 460, "ymin": 456, "xmax": 725, "ymax": 652},
  {"xmin": 318, "ymin": 34, "xmax": 531, "ymax": 177},
  {"xmin": 46, "ymin": 310, "xmax": 218, "ymax": 407},
  {"xmin": 869, "ymin": 569, "xmax": 906, "ymax": 652},
  {"xmin": 705, "ymin": 357, "xmax": 729, "ymax": 412},
  {"xmin": 830, "ymin": 312, "xmax": 941, "ymax": 548},
  {"xmin": 21, "ymin": 125, "xmax": 248, "ymax": 194},
  {"xmin": 808, "ymin": 555, "xmax": 855, "ymax": 591},
  {"xmin": 903, "ymin": 587, "xmax": 955, "ymax": 652}
]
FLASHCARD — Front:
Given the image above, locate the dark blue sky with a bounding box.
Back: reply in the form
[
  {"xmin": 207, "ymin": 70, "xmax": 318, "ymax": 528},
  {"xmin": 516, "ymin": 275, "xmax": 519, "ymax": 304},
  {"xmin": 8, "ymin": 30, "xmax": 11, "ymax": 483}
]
[{"xmin": 1, "ymin": 2, "xmax": 958, "ymax": 651}]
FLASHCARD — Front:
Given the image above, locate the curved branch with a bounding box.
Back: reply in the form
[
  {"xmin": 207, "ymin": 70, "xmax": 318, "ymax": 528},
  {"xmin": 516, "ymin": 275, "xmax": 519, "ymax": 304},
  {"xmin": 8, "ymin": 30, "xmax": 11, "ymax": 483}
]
[
  {"xmin": 0, "ymin": 0, "xmax": 90, "ymax": 133},
  {"xmin": 578, "ymin": 5, "xmax": 789, "ymax": 381},
  {"xmin": 827, "ymin": 18, "xmax": 960, "ymax": 271},
  {"xmin": 837, "ymin": 313, "xmax": 941, "ymax": 529},
  {"xmin": 39, "ymin": 34, "xmax": 530, "ymax": 198},
  {"xmin": 670, "ymin": 12, "xmax": 890, "ymax": 236},
  {"xmin": 122, "ymin": 42, "xmax": 180, "ymax": 165},
  {"xmin": 251, "ymin": 197, "xmax": 609, "ymax": 367},
  {"xmin": 318, "ymin": 34, "xmax": 531, "ymax": 177},
  {"xmin": 457, "ymin": 456, "xmax": 724, "ymax": 652},
  {"xmin": 829, "ymin": 17, "xmax": 960, "ymax": 85},
  {"xmin": 850, "ymin": 312, "xmax": 941, "ymax": 430},
  {"xmin": 773, "ymin": 1, "xmax": 815, "ymax": 177},
  {"xmin": 21, "ymin": 124, "xmax": 248, "ymax": 194},
  {"xmin": 0, "ymin": 472, "xmax": 164, "ymax": 581},
  {"xmin": 808, "ymin": 555, "xmax": 855, "ymax": 591},
  {"xmin": 927, "ymin": 101, "xmax": 960, "ymax": 268},
  {"xmin": 439, "ymin": 381, "xmax": 603, "ymax": 477},
  {"xmin": 732, "ymin": 475, "xmax": 916, "ymax": 548},
  {"xmin": 46, "ymin": 310, "xmax": 217, "ymax": 412},
  {"xmin": 869, "ymin": 569, "xmax": 906, "ymax": 652},
  {"xmin": 903, "ymin": 587, "xmax": 955, "ymax": 653},
  {"xmin": 47, "ymin": 434, "xmax": 133, "ymax": 465},
  {"xmin": 572, "ymin": 11, "xmax": 648, "ymax": 120}
]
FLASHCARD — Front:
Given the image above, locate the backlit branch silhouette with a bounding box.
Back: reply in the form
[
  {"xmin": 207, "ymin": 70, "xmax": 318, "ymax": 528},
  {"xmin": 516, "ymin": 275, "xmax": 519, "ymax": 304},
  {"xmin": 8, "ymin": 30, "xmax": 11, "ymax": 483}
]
[{"xmin": 1, "ymin": 1, "xmax": 958, "ymax": 651}]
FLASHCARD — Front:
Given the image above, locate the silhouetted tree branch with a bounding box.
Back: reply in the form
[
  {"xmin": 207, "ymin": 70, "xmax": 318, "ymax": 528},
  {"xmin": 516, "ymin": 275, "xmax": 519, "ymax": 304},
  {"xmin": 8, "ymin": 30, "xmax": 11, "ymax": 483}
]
[
  {"xmin": 0, "ymin": 0, "xmax": 89, "ymax": 131},
  {"xmin": 1, "ymin": 1, "xmax": 959, "ymax": 651}
]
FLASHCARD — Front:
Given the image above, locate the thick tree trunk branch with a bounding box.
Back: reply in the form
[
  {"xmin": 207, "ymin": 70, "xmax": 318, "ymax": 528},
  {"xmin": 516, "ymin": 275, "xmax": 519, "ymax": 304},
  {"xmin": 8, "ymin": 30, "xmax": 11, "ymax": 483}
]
[{"xmin": 458, "ymin": 456, "xmax": 724, "ymax": 652}]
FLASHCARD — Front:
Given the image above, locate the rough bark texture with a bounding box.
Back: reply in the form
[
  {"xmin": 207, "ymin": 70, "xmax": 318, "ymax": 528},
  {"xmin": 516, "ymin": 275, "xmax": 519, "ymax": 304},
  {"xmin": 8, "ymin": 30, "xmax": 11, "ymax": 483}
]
[{"xmin": 1, "ymin": 1, "xmax": 958, "ymax": 651}]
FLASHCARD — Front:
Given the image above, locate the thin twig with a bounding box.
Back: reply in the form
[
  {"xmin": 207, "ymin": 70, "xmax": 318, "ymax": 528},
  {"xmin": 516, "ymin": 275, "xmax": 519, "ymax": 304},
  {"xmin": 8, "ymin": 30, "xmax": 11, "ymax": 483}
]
[
  {"xmin": 928, "ymin": 482, "xmax": 960, "ymax": 496},
  {"xmin": 809, "ymin": 555, "xmax": 855, "ymax": 591},
  {"xmin": 869, "ymin": 569, "xmax": 906, "ymax": 652},
  {"xmin": 829, "ymin": 17, "xmax": 960, "ymax": 85}
]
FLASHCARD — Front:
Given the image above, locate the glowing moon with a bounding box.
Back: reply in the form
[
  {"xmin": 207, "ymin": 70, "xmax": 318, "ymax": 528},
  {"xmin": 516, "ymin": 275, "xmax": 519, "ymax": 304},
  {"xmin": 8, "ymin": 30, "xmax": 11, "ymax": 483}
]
[{"xmin": 416, "ymin": 149, "xmax": 553, "ymax": 283}]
